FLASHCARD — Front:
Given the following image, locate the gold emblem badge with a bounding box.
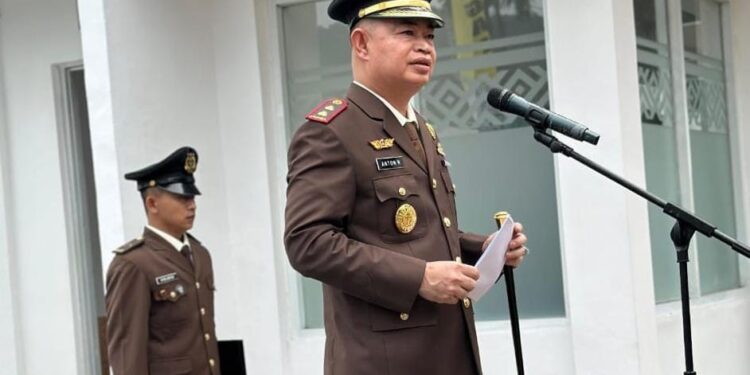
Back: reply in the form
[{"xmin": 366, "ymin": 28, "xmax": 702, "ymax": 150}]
[
  {"xmin": 426, "ymin": 123, "xmax": 437, "ymax": 140},
  {"xmin": 369, "ymin": 138, "xmax": 395, "ymax": 150},
  {"xmin": 395, "ymin": 203, "xmax": 417, "ymax": 234},
  {"xmin": 437, "ymin": 143, "xmax": 446, "ymax": 156},
  {"xmin": 184, "ymin": 152, "xmax": 198, "ymax": 174}
]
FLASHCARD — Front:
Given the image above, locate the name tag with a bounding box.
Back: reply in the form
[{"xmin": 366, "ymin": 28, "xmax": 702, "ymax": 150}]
[
  {"xmin": 376, "ymin": 156, "xmax": 404, "ymax": 171},
  {"xmin": 155, "ymin": 272, "xmax": 177, "ymax": 285}
]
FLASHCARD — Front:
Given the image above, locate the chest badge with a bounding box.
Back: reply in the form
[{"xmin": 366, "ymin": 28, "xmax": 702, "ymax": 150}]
[
  {"xmin": 395, "ymin": 203, "xmax": 418, "ymax": 234},
  {"xmin": 369, "ymin": 138, "xmax": 395, "ymax": 150}
]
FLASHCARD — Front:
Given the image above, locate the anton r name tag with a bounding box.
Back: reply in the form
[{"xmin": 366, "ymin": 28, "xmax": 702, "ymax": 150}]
[{"xmin": 376, "ymin": 156, "xmax": 404, "ymax": 171}]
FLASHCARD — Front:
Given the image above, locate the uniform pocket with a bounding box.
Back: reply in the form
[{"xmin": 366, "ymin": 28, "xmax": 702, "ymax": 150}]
[
  {"xmin": 372, "ymin": 173, "xmax": 427, "ymax": 243},
  {"xmin": 149, "ymin": 283, "xmax": 191, "ymax": 334},
  {"xmin": 149, "ymin": 356, "xmax": 192, "ymax": 375}
]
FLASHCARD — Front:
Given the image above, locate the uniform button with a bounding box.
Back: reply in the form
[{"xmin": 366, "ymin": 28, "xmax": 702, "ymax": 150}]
[
  {"xmin": 432, "ymin": 178, "xmax": 437, "ymax": 189},
  {"xmin": 196, "ymin": 282, "xmax": 201, "ymax": 289},
  {"xmin": 398, "ymin": 187, "xmax": 406, "ymax": 196},
  {"xmin": 204, "ymin": 333, "xmax": 211, "ymax": 341},
  {"xmin": 209, "ymin": 358, "xmax": 215, "ymax": 367},
  {"xmin": 452, "ymin": 184, "xmax": 456, "ymax": 191},
  {"xmin": 200, "ymin": 307, "xmax": 206, "ymax": 316},
  {"xmin": 463, "ymin": 298, "xmax": 471, "ymax": 309},
  {"xmin": 169, "ymin": 291, "xmax": 177, "ymax": 299},
  {"xmin": 400, "ymin": 312, "xmax": 409, "ymax": 321},
  {"xmin": 443, "ymin": 217, "xmax": 451, "ymax": 227}
]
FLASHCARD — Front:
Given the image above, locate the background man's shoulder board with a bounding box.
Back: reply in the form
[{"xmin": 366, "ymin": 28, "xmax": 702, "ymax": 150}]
[{"xmin": 113, "ymin": 237, "xmax": 144, "ymax": 255}]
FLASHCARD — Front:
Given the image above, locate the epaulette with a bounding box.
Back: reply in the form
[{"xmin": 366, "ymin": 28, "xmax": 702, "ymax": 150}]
[
  {"xmin": 113, "ymin": 237, "xmax": 145, "ymax": 255},
  {"xmin": 305, "ymin": 98, "xmax": 348, "ymax": 124},
  {"xmin": 186, "ymin": 232, "xmax": 202, "ymax": 244}
]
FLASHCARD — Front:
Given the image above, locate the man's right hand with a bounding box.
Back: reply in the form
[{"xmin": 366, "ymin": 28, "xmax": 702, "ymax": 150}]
[{"xmin": 418, "ymin": 261, "xmax": 480, "ymax": 304}]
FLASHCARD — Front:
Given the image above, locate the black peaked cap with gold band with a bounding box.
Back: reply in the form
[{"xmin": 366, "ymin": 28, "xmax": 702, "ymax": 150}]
[
  {"xmin": 328, "ymin": 0, "xmax": 444, "ymax": 28},
  {"xmin": 124, "ymin": 146, "xmax": 201, "ymax": 197}
]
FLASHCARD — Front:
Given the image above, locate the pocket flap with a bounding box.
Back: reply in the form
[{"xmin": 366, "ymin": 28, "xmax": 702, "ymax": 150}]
[
  {"xmin": 372, "ymin": 174, "xmax": 419, "ymax": 202},
  {"xmin": 370, "ymin": 299, "xmax": 437, "ymax": 332}
]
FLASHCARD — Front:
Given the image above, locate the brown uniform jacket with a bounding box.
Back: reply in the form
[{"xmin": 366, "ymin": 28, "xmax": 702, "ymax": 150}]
[
  {"xmin": 106, "ymin": 228, "xmax": 221, "ymax": 375},
  {"xmin": 285, "ymin": 84, "xmax": 488, "ymax": 375}
]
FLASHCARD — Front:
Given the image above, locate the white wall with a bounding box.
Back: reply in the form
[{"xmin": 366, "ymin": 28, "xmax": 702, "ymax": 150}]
[
  {"xmin": 545, "ymin": 0, "xmax": 660, "ymax": 373},
  {"xmin": 0, "ymin": 0, "xmax": 84, "ymax": 373},
  {"xmin": 657, "ymin": 288, "xmax": 750, "ymax": 374},
  {"xmin": 727, "ymin": 0, "xmax": 750, "ymax": 279},
  {"xmin": 210, "ymin": 0, "xmax": 286, "ymax": 371},
  {"xmin": 0, "ymin": 31, "xmax": 21, "ymax": 375}
]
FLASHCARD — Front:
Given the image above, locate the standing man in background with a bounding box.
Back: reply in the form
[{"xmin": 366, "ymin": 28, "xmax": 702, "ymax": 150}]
[
  {"xmin": 284, "ymin": 1, "xmax": 528, "ymax": 374},
  {"xmin": 106, "ymin": 146, "xmax": 221, "ymax": 375}
]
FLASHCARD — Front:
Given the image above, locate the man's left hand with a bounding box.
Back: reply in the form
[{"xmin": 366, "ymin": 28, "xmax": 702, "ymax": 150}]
[{"xmin": 482, "ymin": 222, "xmax": 528, "ymax": 268}]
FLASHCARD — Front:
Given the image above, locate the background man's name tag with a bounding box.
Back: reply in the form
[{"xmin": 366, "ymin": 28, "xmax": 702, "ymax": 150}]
[
  {"xmin": 156, "ymin": 272, "xmax": 177, "ymax": 285},
  {"xmin": 376, "ymin": 156, "xmax": 404, "ymax": 171}
]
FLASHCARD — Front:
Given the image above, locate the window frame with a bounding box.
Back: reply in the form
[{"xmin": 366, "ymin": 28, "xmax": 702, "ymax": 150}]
[{"xmin": 651, "ymin": 0, "xmax": 749, "ymax": 300}]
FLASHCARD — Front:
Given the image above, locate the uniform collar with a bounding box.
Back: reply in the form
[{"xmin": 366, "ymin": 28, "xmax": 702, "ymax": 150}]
[
  {"xmin": 145, "ymin": 224, "xmax": 190, "ymax": 252},
  {"xmin": 353, "ymin": 81, "xmax": 417, "ymax": 126}
]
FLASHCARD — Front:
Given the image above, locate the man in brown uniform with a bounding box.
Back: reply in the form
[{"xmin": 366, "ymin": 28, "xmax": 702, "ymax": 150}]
[
  {"xmin": 284, "ymin": 1, "xmax": 528, "ymax": 374},
  {"xmin": 106, "ymin": 147, "xmax": 221, "ymax": 375}
]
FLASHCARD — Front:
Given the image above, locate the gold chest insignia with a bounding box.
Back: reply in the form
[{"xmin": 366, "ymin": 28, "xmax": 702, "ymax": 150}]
[
  {"xmin": 436, "ymin": 143, "xmax": 446, "ymax": 156},
  {"xmin": 184, "ymin": 152, "xmax": 197, "ymax": 174},
  {"xmin": 395, "ymin": 203, "xmax": 417, "ymax": 234},
  {"xmin": 369, "ymin": 138, "xmax": 395, "ymax": 150},
  {"xmin": 425, "ymin": 123, "xmax": 437, "ymax": 140}
]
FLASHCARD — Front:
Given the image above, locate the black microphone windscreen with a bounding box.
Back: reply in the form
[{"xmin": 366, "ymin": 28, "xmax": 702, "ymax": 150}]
[{"xmin": 486, "ymin": 88, "xmax": 509, "ymax": 109}]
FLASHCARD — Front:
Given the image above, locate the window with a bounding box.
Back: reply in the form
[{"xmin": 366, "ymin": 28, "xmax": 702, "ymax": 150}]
[
  {"xmin": 281, "ymin": 0, "xmax": 563, "ymax": 328},
  {"xmin": 634, "ymin": 0, "xmax": 740, "ymax": 302}
]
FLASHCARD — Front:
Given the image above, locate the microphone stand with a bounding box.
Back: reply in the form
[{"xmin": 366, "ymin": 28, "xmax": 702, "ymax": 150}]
[
  {"xmin": 495, "ymin": 212, "xmax": 524, "ymax": 375},
  {"xmin": 532, "ymin": 130, "xmax": 750, "ymax": 375}
]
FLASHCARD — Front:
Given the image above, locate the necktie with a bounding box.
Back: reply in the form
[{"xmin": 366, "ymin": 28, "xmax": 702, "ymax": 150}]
[
  {"xmin": 405, "ymin": 121, "xmax": 426, "ymax": 165},
  {"xmin": 180, "ymin": 245, "xmax": 194, "ymax": 267}
]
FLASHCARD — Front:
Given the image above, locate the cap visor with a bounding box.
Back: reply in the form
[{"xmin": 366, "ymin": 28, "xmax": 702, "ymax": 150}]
[
  {"xmin": 161, "ymin": 183, "xmax": 202, "ymax": 197},
  {"xmin": 368, "ymin": 9, "xmax": 444, "ymax": 28}
]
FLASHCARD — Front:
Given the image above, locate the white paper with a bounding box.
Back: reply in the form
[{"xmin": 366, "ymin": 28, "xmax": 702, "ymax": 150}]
[{"xmin": 467, "ymin": 215, "xmax": 514, "ymax": 301}]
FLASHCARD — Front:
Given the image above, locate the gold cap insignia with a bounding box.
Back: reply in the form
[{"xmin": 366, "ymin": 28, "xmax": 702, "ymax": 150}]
[
  {"xmin": 395, "ymin": 203, "xmax": 417, "ymax": 234},
  {"xmin": 184, "ymin": 152, "xmax": 197, "ymax": 174},
  {"xmin": 369, "ymin": 138, "xmax": 395, "ymax": 150},
  {"xmin": 426, "ymin": 123, "xmax": 436, "ymax": 140}
]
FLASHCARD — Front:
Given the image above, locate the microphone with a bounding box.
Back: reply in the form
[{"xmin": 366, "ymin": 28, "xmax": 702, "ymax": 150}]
[{"xmin": 487, "ymin": 87, "xmax": 600, "ymax": 145}]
